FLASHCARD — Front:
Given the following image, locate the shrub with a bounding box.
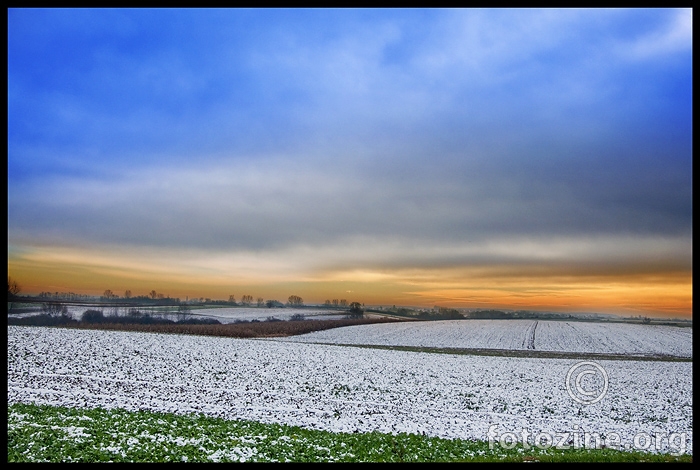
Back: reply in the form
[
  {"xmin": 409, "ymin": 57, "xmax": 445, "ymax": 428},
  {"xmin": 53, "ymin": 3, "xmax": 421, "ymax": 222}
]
[
  {"xmin": 290, "ymin": 313, "xmax": 305, "ymax": 321},
  {"xmin": 347, "ymin": 302, "xmax": 364, "ymax": 318},
  {"xmin": 176, "ymin": 318, "xmax": 221, "ymax": 325},
  {"xmin": 127, "ymin": 308, "xmax": 143, "ymax": 318},
  {"xmin": 81, "ymin": 310, "xmax": 105, "ymax": 323},
  {"xmin": 41, "ymin": 302, "xmax": 68, "ymax": 317}
]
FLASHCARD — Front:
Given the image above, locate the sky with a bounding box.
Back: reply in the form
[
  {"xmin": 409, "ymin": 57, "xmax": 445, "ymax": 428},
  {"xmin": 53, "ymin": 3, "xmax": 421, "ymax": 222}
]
[{"xmin": 7, "ymin": 8, "xmax": 692, "ymax": 317}]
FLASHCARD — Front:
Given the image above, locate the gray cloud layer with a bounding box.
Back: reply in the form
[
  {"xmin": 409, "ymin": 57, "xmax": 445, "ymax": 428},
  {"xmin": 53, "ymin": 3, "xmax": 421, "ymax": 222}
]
[{"xmin": 8, "ymin": 9, "xmax": 692, "ymax": 282}]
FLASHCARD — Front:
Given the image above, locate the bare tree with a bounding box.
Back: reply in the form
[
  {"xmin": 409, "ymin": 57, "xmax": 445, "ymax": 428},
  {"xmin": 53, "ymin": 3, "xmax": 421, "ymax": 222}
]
[
  {"xmin": 287, "ymin": 295, "xmax": 304, "ymax": 307},
  {"xmin": 339, "ymin": 299, "xmax": 347, "ymax": 307},
  {"xmin": 332, "ymin": 299, "xmax": 339, "ymax": 307},
  {"xmin": 124, "ymin": 290, "xmax": 132, "ymax": 299},
  {"xmin": 103, "ymin": 289, "xmax": 113, "ymax": 300},
  {"xmin": 8, "ymin": 277, "xmax": 21, "ymax": 312},
  {"xmin": 176, "ymin": 303, "xmax": 192, "ymax": 322},
  {"xmin": 41, "ymin": 302, "xmax": 68, "ymax": 317},
  {"xmin": 324, "ymin": 299, "xmax": 332, "ymax": 307},
  {"xmin": 8, "ymin": 277, "xmax": 21, "ymax": 297},
  {"xmin": 256, "ymin": 297, "xmax": 264, "ymax": 307},
  {"xmin": 149, "ymin": 290, "xmax": 157, "ymax": 300},
  {"xmin": 228, "ymin": 294, "xmax": 236, "ymax": 304},
  {"xmin": 241, "ymin": 294, "xmax": 253, "ymax": 306}
]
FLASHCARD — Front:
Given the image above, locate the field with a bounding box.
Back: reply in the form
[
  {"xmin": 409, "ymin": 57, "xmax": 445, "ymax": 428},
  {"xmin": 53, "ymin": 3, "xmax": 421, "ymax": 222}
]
[
  {"xmin": 8, "ymin": 305, "xmax": 351, "ymax": 323},
  {"xmin": 279, "ymin": 319, "xmax": 693, "ymax": 358},
  {"xmin": 7, "ymin": 319, "xmax": 692, "ymax": 461}
]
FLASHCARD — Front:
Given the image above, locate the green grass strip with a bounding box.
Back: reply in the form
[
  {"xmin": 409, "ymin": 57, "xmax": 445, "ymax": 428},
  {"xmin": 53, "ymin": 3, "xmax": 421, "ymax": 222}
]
[{"xmin": 7, "ymin": 403, "xmax": 691, "ymax": 462}]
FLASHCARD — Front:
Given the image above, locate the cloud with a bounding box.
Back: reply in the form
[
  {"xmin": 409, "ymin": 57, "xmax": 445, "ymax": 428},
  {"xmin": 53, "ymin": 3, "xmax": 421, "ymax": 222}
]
[
  {"xmin": 7, "ymin": 9, "xmax": 692, "ymax": 316},
  {"xmin": 8, "ymin": 129, "xmax": 692, "ymax": 259},
  {"xmin": 616, "ymin": 8, "xmax": 692, "ymax": 60},
  {"xmin": 9, "ymin": 9, "xmax": 692, "ymax": 180}
]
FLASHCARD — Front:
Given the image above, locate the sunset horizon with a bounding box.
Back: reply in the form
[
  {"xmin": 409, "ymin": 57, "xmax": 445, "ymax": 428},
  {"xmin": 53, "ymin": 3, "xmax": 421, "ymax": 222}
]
[{"xmin": 8, "ymin": 8, "xmax": 692, "ymax": 320}]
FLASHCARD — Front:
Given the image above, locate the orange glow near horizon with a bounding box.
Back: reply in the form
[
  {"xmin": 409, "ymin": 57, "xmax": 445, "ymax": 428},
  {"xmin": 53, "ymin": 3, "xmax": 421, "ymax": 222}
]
[{"xmin": 8, "ymin": 248, "xmax": 692, "ymax": 319}]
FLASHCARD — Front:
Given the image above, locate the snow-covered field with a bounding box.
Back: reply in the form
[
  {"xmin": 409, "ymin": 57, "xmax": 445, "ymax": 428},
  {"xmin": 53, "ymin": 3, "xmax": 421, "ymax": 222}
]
[
  {"xmin": 7, "ymin": 325, "xmax": 692, "ymax": 455},
  {"xmin": 8, "ymin": 306, "xmax": 348, "ymax": 323},
  {"xmin": 277, "ymin": 320, "xmax": 693, "ymax": 358},
  {"xmin": 186, "ymin": 307, "xmax": 348, "ymax": 323}
]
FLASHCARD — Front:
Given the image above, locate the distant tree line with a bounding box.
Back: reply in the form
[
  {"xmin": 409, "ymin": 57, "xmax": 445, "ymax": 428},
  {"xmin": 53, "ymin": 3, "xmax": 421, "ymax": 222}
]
[
  {"xmin": 9, "ymin": 282, "xmax": 310, "ymax": 311},
  {"xmin": 9, "ymin": 277, "xmax": 366, "ymax": 317},
  {"xmin": 321, "ymin": 299, "xmax": 364, "ymax": 318}
]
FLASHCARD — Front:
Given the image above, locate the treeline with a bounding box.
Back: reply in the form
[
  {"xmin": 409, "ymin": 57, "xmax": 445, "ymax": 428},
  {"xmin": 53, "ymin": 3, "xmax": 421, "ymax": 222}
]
[
  {"xmin": 13, "ymin": 293, "xmax": 304, "ymax": 309},
  {"xmin": 367, "ymin": 306, "xmax": 464, "ymax": 320},
  {"xmin": 7, "ymin": 308, "xmax": 221, "ymax": 327},
  {"xmin": 9, "ymin": 278, "xmax": 368, "ymax": 312},
  {"xmin": 368, "ymin": 308, "xmax": 580, "ymax": 321},
  {"xmin": 464, "ymin": 310, "xmax": 580, "ymax": 320}
]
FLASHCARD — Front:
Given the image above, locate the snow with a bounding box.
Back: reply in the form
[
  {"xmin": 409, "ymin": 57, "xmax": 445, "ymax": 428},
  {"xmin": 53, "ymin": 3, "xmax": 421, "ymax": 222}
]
[
  {"xmin": 8, "ymin": 306, "xmax": 349, "ymax": 323},
  {"xmin": 7, "ymin": 325, "xmax": 692, "ymax": 455},
  {"xmin": 276, "ymin": 319, "xmax": 693, "ymax": 358},
  {"xmin": 185, "ymin": 307, "xmax": 348, "ymax": 323}
]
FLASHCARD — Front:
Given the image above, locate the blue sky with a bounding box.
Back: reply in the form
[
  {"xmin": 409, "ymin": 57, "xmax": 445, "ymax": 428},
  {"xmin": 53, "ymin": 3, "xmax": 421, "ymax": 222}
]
[{"xmin": 7, "ymin": 8, "xmax": 693, "ymax": 316}]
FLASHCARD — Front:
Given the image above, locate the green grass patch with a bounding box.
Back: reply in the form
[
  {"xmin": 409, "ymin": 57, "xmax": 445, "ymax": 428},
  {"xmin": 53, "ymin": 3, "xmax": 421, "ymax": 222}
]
[{"xmin": 7, "ymin": 403, "xmax": 691, "ymax": 462}]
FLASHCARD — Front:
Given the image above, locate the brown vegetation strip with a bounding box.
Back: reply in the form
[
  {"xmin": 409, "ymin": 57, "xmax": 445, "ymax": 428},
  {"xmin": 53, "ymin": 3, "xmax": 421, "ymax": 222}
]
[
  {"xmin": 322, "ymin": 344, "xmax": 692, "ymax": 362},
  {"xmin": 59, "ymin": 317, "xmax": 404, "ymax": 338}
]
